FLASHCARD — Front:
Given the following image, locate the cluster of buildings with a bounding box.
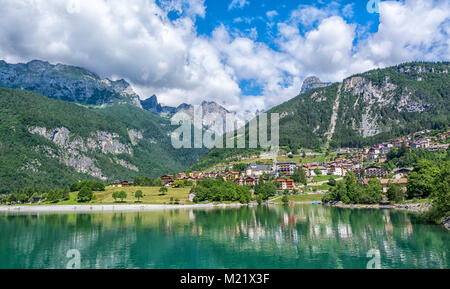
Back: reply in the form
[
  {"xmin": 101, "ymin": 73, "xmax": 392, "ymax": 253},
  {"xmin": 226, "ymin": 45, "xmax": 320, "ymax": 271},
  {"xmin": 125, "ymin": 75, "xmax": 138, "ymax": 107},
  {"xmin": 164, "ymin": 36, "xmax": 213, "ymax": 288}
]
[{"xmin": 150, "ymin": 129, "xmax": 449, "ymax": 193}]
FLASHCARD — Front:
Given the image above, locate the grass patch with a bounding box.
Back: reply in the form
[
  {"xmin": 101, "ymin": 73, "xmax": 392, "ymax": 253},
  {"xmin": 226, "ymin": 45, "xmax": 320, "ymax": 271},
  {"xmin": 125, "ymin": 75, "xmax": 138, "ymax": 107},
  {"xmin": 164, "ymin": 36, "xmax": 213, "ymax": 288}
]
[
  {"xmin": 272, "ymin": 194, "xmax": 324, "ymax": 203},
  {"xmin": 311, "ymin": 175, "xmax": 340, "ymax": 182},
  {"xmin": 96, "ymin": 186, "xmax": 192, "ymax": 204}
]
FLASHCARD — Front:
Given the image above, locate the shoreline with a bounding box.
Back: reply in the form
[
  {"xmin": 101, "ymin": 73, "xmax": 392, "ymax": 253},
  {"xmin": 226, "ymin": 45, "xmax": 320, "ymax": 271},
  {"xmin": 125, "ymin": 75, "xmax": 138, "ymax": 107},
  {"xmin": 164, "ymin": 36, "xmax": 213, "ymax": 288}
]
[
  {"xmin": 0, "ymin": 201, "xmax": 431, "ymax": 214},
  {"xmin": 0, "ymin": 203, "xmax": 246, "ymax": 214},
  {"xmin": 323, "ymin": 202, "xmax": 431, "ymax": 213}
]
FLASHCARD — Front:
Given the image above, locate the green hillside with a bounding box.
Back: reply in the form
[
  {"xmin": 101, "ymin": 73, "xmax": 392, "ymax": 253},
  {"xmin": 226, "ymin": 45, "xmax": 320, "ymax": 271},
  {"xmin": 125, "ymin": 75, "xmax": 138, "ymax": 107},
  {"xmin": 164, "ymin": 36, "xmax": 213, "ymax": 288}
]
[
  {"xmin": 191, "ymin": 62, "xmax": 449, "ymax": 171},
  {"xmin": 0, "ymin": 88, "xmax": 205, "ymax": 193}
]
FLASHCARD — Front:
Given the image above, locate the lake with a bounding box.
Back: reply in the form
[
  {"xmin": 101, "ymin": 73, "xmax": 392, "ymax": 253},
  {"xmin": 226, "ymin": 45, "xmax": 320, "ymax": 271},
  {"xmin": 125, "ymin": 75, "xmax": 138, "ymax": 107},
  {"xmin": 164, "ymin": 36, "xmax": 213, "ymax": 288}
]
[{"xmin": 0, "ymin": 205, "xmax": 448, "ymax": 269}]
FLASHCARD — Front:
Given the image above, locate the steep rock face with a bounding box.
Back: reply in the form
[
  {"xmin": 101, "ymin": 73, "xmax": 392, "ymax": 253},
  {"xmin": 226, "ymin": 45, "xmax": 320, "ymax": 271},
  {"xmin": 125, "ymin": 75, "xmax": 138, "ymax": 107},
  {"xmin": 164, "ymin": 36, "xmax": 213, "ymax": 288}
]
[
  {"xmin": 443, "ymin": 216, "xmax": 450, "ymax": 231},
  {"xmin": 0, "ymin": 60, "xmax": 142, "ymax": 107},
  {"xmin": 28, "ymin": 126, "xmax": 136, "ymax": 180},
  {"xmin": 142, "ymin": 96, "xmax": 239, "ymax": 132},
  {"xmin": 140, "ymin": 95, "xmax": 162, "ymax": 113},
  {"xmin": 269, "ymin": 62, "xmax": 449, "ymax": 149},
  {"xmin": 301, "ymin": 76, "xmax": 331, "ymax": 94},
  {"xmin": 0, "ymin": 87, "xmax": 207, "ymax": 193},
  {"xmin": 174, "ymin": 101, "xmax": 235, "ymax": 132}
]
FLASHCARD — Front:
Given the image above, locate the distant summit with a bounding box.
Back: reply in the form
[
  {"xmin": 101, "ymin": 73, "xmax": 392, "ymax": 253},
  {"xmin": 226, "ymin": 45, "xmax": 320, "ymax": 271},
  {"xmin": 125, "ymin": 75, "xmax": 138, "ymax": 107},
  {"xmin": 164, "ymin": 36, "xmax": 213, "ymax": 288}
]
[
  {"xmin": 140, "ymin": 95, "xmax": 162, "ymax": 113},
  {"xmin": 301, "ymin": 76, "xmax": 331, "ymax": 94},
  {"xmin": 0, "ymin": 59, "xmax": 142, "ymax": 108}
]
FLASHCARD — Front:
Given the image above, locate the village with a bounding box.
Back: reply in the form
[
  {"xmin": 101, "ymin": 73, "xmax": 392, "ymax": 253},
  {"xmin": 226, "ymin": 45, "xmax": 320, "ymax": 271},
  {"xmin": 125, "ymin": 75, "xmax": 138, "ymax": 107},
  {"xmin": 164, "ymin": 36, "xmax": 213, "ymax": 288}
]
[{"xmin": 150, "ymin": 129, "xmax": 449, "ymax": 195}]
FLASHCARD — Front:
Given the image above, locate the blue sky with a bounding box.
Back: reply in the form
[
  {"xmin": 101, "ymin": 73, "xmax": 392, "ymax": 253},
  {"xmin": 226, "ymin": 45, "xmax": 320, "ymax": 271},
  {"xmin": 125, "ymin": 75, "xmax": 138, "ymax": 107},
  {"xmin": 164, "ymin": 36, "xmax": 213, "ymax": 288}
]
[
  {"xmin": 0, "ymin": 0, "xmax": 449, "ymax": 116},
  {"xmin": 195, "ymin": 0, "xmax": 380, "ymax": 45},
  {"xmin": 188, "ymin": 0, "xmax": 384, "ymax": 95}
]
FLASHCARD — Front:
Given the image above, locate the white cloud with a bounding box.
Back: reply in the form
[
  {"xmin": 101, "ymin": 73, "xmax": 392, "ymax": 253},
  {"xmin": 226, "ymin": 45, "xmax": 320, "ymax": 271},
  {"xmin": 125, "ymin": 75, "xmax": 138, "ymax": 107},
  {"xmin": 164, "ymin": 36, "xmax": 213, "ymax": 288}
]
[
  {"xmin": 266, "ymin": 10, "xmax": 278, "ymax": 20},
  {"xmin": 228, "ymin": 0, "xmax": 250, "ymax": 11},
  {"xmin": 355, "ymin": 0, "xmax": 450, "ymax": 66},
  {"xmin": 0, "ymin": 0, "xmax": 448, "ymax": 118},
  {"xmin": 0, "ymin": 0, "xmax": 241, "ymax": 109}
]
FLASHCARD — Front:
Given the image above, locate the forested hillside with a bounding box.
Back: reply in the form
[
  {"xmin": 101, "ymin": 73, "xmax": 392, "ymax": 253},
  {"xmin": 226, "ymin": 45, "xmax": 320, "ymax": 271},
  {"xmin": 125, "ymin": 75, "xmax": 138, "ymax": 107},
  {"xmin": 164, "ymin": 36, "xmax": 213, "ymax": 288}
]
[
  {"xmin": 191, "ymin": 62, "xmax": 449, "ymax": 171},
  {"xmin": 0, "ymin": 88, "xmax": 205, "ymax": 193}
]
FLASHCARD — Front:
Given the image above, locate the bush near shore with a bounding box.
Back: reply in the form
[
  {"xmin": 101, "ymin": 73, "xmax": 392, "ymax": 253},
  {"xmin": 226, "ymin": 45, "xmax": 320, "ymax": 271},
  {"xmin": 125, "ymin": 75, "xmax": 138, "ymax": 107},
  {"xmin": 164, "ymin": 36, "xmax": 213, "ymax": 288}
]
[{"xmin": 323, "ymin": 160, "xmax": 449, "ymax": 226}]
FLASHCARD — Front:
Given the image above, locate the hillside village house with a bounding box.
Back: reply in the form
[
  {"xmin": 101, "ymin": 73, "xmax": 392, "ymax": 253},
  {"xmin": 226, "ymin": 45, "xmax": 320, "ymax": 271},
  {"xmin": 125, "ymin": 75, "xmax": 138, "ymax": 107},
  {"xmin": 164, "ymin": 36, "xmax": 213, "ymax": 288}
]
[
  {"xmin": 176, "ymin": 172, "xmax": 187, "ymax": 180},
  {"xmin": 276, "ymin": 162, "xmax": 296, "ymax": 176},
  {"xmin": 328, "ymin": 165, "xmax": 346, "ymax": 176},
  {"xmin": 224, "ymin": 171, "xmax": 240, "ymax": 181},
  {"xmin": 379, "ymin": 178, "xmax": 408, "ymax": 193},
  {"xmin": 277, "ymin": 179, "xmax": 295, "ymax": 190},
  {"xmin": 161, "ymin": 175, "xmax": 174, "ymax": 186},
  {"xmin": 203, "ymin": 172, "xmax": 218, "ymax": 179},
  {"xmin": 246, "ymin": 163, "xmax": 273, "ymax": 178},
  {"xmin": 364, "ymin": 166, "xmax": 390, "ymax": 178},
  {"xmin": 392, "ymin": 168, "xmax": 413, "ymax": 179},
  {"xmin": 113, "ymin": 180, "xmax": 132, "ymax": 187},
  {"xmin": 189, "ymin": 171, "xmax": 203, "ymax": 178},
  {"xmin": 308, "ymin": 166, "xmax": 328, "ymax": 177}
]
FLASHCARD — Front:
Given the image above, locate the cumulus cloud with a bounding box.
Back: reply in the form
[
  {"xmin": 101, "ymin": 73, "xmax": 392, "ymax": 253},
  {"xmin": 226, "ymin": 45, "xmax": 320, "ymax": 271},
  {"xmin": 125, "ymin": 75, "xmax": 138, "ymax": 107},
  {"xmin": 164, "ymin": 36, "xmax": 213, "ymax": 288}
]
[
  {"xmin": 0, "ymin": 0, "xmax": 448, "ymax": 117},
  {"xmin": 0, "ymin": 0, "xmax": 241, "ymax": 108},
  {"xmin": 228, "ymin": 0, "xmax": 250, "ymax": 11},
  {"xmin": 355, "ymin": 0, "xmax": 450, "ymax": 66}
]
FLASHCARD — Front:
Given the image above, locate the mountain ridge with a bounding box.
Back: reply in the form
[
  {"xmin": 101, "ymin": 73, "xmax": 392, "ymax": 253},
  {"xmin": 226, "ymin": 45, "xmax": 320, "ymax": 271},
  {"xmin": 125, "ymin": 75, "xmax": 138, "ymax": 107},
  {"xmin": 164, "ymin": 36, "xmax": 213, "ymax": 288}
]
[
  {"xmin": 0, "ymin": 87, "xmax": 206, "ymax": 193},
  {"xmin": 0, "ymin": 59, "xmax": 144, "ymax": 108},
  {"xmin": 190, "ymin": 61, "xmax": 449, "ymax": 171}
]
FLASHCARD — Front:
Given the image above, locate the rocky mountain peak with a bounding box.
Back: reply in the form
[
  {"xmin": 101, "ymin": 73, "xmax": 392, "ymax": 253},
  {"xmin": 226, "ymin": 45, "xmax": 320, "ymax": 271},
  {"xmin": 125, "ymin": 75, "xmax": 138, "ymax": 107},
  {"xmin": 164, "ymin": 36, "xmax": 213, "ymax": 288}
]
[
  {"xmin": 301, "ymin": 76, "xmax": 331, "ymax": 94},
  {"xmin": 140, "ymin": 95, "xmax": 162, "ymax": 113},
  {"xmin": 0, "ymin": 59, "xmax": 142, "ymax": 108}
]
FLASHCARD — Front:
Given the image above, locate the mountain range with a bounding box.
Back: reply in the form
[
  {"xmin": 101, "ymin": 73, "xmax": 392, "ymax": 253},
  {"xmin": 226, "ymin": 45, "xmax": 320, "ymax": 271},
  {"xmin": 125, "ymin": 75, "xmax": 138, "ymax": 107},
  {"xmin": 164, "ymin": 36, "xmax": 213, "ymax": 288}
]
[
  {"xmin": 191, "ymin": 62, "xmax": 449, "ymax": 171},
  {"xmin": 0, "ymin": 59, "xmax": 448, "ymax": 191}
]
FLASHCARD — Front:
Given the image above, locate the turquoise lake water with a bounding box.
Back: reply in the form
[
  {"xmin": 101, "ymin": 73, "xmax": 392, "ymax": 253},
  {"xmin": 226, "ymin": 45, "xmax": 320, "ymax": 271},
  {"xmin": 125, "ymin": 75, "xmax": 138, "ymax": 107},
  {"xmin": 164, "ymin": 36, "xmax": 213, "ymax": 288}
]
[{"xmin": 0, "ymin": 205, "xmax": 448, "ymax": 269}]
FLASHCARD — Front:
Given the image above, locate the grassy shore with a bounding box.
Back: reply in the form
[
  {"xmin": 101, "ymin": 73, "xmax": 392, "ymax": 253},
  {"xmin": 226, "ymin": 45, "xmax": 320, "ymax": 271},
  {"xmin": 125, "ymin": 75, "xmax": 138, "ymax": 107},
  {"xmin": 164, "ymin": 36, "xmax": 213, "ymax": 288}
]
[
  {"xmin": 271, "ymin": 194, "xmax": 324, "ymax": 203},
  {"xmin": 14, "ymin": 186, "xmax": 193, "ymax": 206}
]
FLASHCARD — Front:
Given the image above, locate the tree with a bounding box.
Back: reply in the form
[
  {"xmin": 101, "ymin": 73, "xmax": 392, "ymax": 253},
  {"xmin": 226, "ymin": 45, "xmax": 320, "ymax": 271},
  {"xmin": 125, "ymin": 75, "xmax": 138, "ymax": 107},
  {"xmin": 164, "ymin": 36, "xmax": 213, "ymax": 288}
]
[
  {"xmin": 387, "ymin": 182, "xmax": 405, "ymax": 203},
  {"xmin": 118, "ymin": 191, "xmax": 127, "ymax": 202},
  {"xmin": 7, "ymin": 194, "xmax": 17, "ymax": 204},
  {"xmin": 292, "ymin": 168, "xmax": 307, "ymax": 185},
  {"xmin": 254, "ymin": 182, "xmax": 277, "ymax": 200},
  {"xmin": 423, "ymin": 161, "xmax": 450, "ymax": 224},
  {"xmin": 360, "ymin": 178, "xmax": 383, "ymax": 204},
  {"xmin": 407, "ymin": 160, "xmax": 439, "ymax": 199},
  {"xmin": 328, "ymin": 178, "xmax": 337, "ymax": 187},
  {"xmin": 159, "ymin": 187, "xmax": 168, "ymax": 195},
  {"xmin": 314, "ymin": 168, "xmax": 322, "ymax": 176},
  {"xmin": 112, "ymin": 192, "xmax": 119, "ymax": 202},
  {"xmin": 62, "ymin": 186, "xmax": 70, "ymax": 201},
  {"xmin": 46, "ymin": 190, "xmax": 61, "ymax": 203},
  {"xmin": 281, "ymin": 196, "xmax": 290, "ymax": 204},
  {"xmin": 77, "ymin": 186, "xmax": 93, "ymax": 203},
  {"xmin": 232, "ymin": 163, "xmax": 247, "ymax": 173},
  {"xmin": 135, "ymin": 190, "xmax": 143, "ymax": 202},
  {"xmin": 256, "ymin": 194, "xmax": 264, "ymax": 205}
]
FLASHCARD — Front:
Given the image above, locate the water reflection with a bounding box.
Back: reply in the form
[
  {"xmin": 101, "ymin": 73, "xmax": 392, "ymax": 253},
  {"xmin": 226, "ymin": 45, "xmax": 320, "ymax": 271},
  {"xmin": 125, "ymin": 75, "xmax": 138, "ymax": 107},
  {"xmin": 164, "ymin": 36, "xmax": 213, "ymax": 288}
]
[{"xmin": 0, "ymin": 205, "xmax": 448, "ymax": 269}]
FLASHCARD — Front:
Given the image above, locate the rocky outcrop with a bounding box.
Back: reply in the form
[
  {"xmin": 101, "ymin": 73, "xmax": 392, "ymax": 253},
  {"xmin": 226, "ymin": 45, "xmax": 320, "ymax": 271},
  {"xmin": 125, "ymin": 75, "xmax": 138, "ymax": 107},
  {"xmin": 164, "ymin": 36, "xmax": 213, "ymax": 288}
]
[
  {"xmin": 140, "ymin": 95, "xmax": 162, "ymax": 113},
  {"xmin": 115, "ymin": 159, "xmax": 139, "ymax": 172},
  {"xmin": 28, "ymin": 126, "xmax": 136, "ymax": 179},
  {"xmin": 443, "ymin": 216, "xmax": 450, "ymax": 231},
  {"xmin": 128, "ymin": 129, "xmax": 143, "ymax": 146},
  {"xmin": 29, "ymin": 126, "xmax": 132, "ymax": 155},
  {"xmin": 301, "ymin": 76, "xmax": 331, "ymax": 94},
  {"xmin": 0, "ymin": 60, "xmax": 142, "ymax": 107}
]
